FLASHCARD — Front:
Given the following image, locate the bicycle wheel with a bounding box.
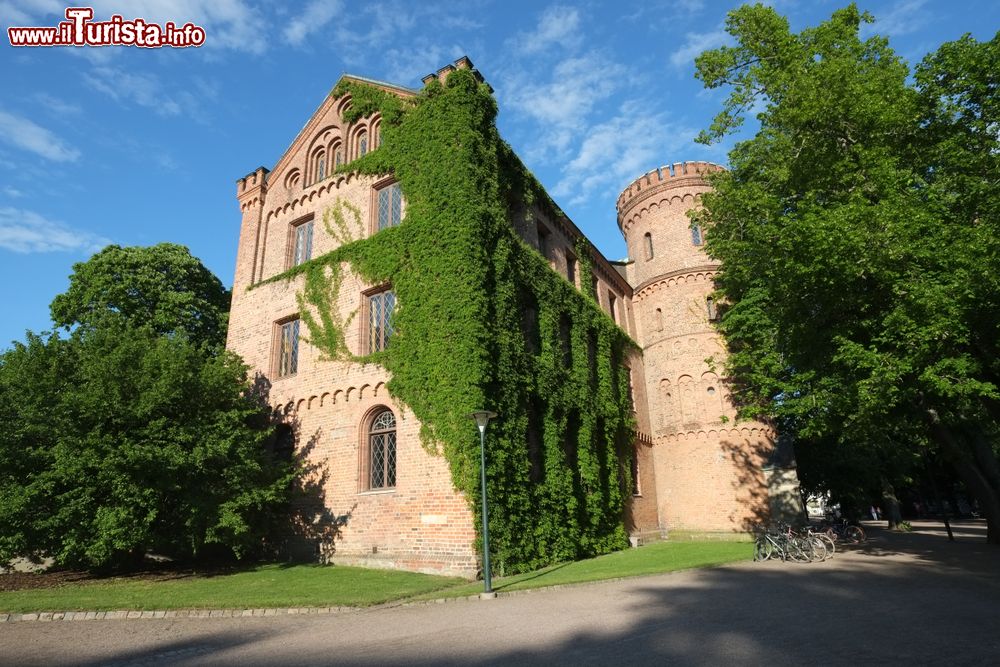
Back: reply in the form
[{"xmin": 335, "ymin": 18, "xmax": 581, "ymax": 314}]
[
  {"xmin": 787, "ymin": 538, "xmax": 812, "ymax": 563},
  {"xmin": 808, "ymin": 535, "xmax": 829, "ymax": 561},
  {"xmin": 754, "ymin": 536, "xmax": 768, "ymax": 561},
  {"xmin": 813, "ymin": 532, "xmax": 836, "ymax": 556},
  {"xmin": 845, "ymin": 525, "xmax": 866, "ymax": 543}
]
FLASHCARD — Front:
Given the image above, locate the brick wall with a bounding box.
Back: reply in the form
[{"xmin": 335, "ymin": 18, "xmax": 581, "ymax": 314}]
[
  {"xmin": 618, "ymin": 162, "xmax": 774, "ymax": 534},
  {"xmin": 228, "ymin": 91, "xmax": 477, "ymax": 576}
]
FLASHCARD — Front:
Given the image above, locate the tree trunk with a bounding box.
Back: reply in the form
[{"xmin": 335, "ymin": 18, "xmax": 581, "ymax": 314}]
[
  {"xmin": 926, "ymin": 410, "xmax": 1000, "ymax": 545},
  {"xmin": 882, "ymin": 481, "xmax": 903, "ymax": 529}
]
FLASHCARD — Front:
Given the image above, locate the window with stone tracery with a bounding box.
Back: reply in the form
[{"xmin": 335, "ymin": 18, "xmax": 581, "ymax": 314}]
[
  {"xmin": 366, "ymin": 408, "xmax": 397, "ymax": 490},
  {"xmin": 366, "ymin": 289, "xmax": 396, "ymax": 353},
  {"xmin": 376, "ymin": 182, "xmax": 403, "ymax": 231}
]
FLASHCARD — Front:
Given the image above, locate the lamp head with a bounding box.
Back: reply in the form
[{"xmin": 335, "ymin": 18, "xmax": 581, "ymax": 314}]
[{"xmin": 468, "ymin": 410, "xmax": 498, "ymax": 432}]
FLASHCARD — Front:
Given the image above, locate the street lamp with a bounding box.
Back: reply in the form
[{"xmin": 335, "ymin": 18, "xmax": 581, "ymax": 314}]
[{"xmin": 468, "ymin": 409, "xmax": 497, "ymax": 598}]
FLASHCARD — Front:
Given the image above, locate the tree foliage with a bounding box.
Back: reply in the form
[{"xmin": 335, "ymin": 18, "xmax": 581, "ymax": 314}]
[
  {"xmin": 693, "ymin": 4, "xmax": 1000, "ymax": 539},
  {"xmin": 1, "ymin": 250, "xmax": 295, "ymax": 570},
  {"xmin": 50, "ymin": 243, "xmax": 231, "ymax": 349}
]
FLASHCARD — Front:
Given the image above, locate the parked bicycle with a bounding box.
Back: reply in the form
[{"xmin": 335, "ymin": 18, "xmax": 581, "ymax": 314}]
[{"xmin": 753, "ymin": 524, "xmax": 829, "ymax": 563}]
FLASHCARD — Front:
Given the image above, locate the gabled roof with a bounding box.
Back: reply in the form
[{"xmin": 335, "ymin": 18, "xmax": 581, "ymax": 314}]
[{"xmin": 265, "ymin": 73, "xmax": 417, "ymax": 186}]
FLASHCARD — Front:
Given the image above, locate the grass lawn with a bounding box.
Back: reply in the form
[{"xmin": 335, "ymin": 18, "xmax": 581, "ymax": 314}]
[
  {"xmin": 0, "ymin": 541, "xmax": 751, "ymax": 613},
  {"xmin": 406, "ymin": 540, "xmax": 752, "ymax": 601},
  {"xmin": 0, "ymin": 564, "xmax": 464, "ymax": 613}
]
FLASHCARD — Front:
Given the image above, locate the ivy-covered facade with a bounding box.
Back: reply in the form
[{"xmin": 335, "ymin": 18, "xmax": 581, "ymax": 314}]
[{"xmin": 227, "ymin": 57, "xmax": 783, "ymax": 576}]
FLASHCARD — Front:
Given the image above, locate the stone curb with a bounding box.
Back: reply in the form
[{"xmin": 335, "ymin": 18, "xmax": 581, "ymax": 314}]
[
  {"xmin": 0, "ymin": 606, "xmax": 357, "ymax": 623},
  {"xmin": 1, "ymin": 560, "xmax": 754, "ymax": 622}
]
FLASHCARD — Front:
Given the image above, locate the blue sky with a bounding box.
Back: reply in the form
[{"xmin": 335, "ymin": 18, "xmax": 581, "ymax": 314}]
[{"xmin": 2, "ymin": 0, "xmax": 998, "ymax": 348}]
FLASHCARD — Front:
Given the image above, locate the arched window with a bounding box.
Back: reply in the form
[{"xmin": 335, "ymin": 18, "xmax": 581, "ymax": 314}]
[
  {"xmin": 655, "ymin": 307, "xmax": 663, "ymax": 331},
  {"xmin": 643, "ymin": 232, "xmax": 654, "ymax": 260},
  {"xmin": 317, "ymin": 156, "xmax": 326, "ymax": 181},
  {"xmin": 691, "ymin": 224, "xmax": 703, "ymax": 246},
  {"xmin": 367, "ymin": 408, "xmax": 397, "ymax": 490},
  {"xmin": 707, "ymin": 297, "xmax": 719, "ymax": 322},
  {"xmin": 358, "ymin": 131, "xmax": 368, "ymax": 158},
  {"xmin": 335, "ymin": 149, "xmax": 343, "ymax": 168}
]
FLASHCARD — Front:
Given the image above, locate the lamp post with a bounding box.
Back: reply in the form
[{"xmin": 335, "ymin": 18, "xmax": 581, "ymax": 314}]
[{"xmin": 468, "ymin": 409, "xmax": 497, "ymax": 598}]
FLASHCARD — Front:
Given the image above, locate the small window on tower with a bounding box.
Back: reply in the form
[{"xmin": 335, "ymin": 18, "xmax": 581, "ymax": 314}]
[
  {"xmin": 691, "ymin": 224, "xmax": 704, "ymax": 246},
  {"xmin": 644, "ymin": 232, "xmax": 654, "ymax": 260},
  {"xmin": 707, "ymin": 297, "xmax": 719, "ymax": 322}
]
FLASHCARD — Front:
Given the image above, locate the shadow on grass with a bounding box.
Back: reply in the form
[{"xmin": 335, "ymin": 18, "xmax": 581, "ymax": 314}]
[{"xmin": 492, "ymin": 562, "xmax": 572, "ymax": 591}]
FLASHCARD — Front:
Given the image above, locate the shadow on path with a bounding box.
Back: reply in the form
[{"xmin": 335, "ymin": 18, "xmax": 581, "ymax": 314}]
[{"xmin": 3, "ymin": 522, "xmax": 996, "ymax": 667}]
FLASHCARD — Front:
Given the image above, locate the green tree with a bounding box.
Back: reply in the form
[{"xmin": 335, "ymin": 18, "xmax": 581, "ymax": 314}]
[
  {"xmin": 50, "ymin": 243, "xmax": 231, "ymax": 349},
  {"xmin": 0, "ymin": 248, "xmax": 295, "ymax": 570},
  {"xmin": 693, "ymin": 4, "xmax": 1000, "ymax": 541}
]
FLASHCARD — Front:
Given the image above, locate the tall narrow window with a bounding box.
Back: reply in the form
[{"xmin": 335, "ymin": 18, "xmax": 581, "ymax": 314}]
[
  {"xmin": 367, "ymin": 409, "xmax": 397, "ymax": 490},
  {"xmin": 631, "ymin": 444, "xmax": 641, "ymax": 496},
  {"xmin": 559, "ymin": 314, "xmax": 572, "ymax": 367},
  {"xmin": 368, "ymin": 290, "xmax": 396, "ymax": 353},
  {"xmin": 277, "ymin": 319, "xmax": 300, "ymax": 377},
  {"xmin": 317, "ymin": 156, "xmax": 326, "ymax": 181},
  {"xmin": 655, "ymin": 307, "xmax": 663, "ymax": 331},
  {"xmin": 291, "ymin": 219, "xmax": 313, "ymax": 267},
  {"xmin": 566, "ymin": 252, "xmax": 577, "ymax": 286},
  {"xmin": 644, "ymin": 232, "xmax": 654, "ymax": 260},
  {"xmin": 537, "ymin": 225, "xmax": 550, "ymax": 260},
  {"xmin": 335, "ymin": 149, "xmax": 343, "ymax": 168},
  {"xmin": 624, "ymin": 365, "xmax": 635, "ymax": 411},
  {"xmin": 608, "ymin": 292, "xmax": 618, "ymax": 324},
  {"xmin": 358, "ymin": 131, "xmax": 368, "ymax": 157},
  {"xmin": 691, "ymin": 224, "xmax": 703, "ymax": 246},
  {"xmin": 707, "ymin": 297, "xmax": 719, "ymax": 322},
  {"xmin": 377, "ymin": 182, "xmax": 403, "ymax": 230}
]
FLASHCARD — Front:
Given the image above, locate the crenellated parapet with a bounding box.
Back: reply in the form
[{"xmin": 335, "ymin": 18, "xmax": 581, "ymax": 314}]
[
  {"xmin": 421, "ymin": 55, "xmax": 493, "ymax": 93},
  {"xmin": 237, "ymin": 166, "xmax": 270, "ymax": 211},
  {"xmin": 616, "ymin": 161, "xmax": 724, "ymax": 230}
]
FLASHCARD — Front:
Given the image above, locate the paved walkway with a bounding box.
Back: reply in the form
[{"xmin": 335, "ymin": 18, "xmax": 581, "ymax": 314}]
[{"xmin": 0, "ymin": 521, "xmax": 997, "ymax": 666}]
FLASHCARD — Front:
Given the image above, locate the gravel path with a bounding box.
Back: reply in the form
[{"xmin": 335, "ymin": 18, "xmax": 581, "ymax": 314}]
[{"xmin": 0, "ymin": 521, "xmax": 996, "ymax": 666}]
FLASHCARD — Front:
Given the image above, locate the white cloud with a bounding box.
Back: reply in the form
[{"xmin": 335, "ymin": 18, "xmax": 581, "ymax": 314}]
[
  {"xmin": 334, "ymin": 1, "xmax": 420, "ymax": 55},
  {"xmin": 83, "ymin": 67, "xmax": 211, "ymax": 120},
  {"xmin": 383, "ymin": 43, "xmax": 467, "ymax": 87},
  {"xmin": 1, "ymin": 186, "xmax": 24, "ymax": 198},
  {"xmin": 863, "ymin": 0, "xmax": 931, "ymax": 38},
  {"xmin": 0, "ymin": 207, "xmax": 109, "ymax": 254},
  {"xmin": 33, "ymin": 93, "xmax": 83, "ymax": 116},
  {"xmin": 0, "ymin": 109, "xmax": 80, "ymax": 162},
  {"xmin": 84, "ymin": 67, "xmax": 181, "ymax": 115},
  {"xmin": 283, "ymin": 0, "xmax": 343, "ymax": 45},
  {"xmin": 504, "ymin": 54, "xmax": 627, "ymax": 156},
  {"xmin": 669, "ymin": 29, "xmax": 728, "ymax": 69},
  {"xmin": 552, "ymin": 102, "xmax": 697, "ymax": 206},
  {"xmin": 510, "ymin": 5, "xmax": 582, "ymax": 55},
  {"xmin": 0, "ymin": 0, "xmax": 63, "ymax": 25}
]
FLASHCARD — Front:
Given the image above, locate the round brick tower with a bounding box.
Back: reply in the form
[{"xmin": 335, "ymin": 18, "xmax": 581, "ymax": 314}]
[{"xmin": 617, "ymin": 162, "xmax": 787, "ymax": 534}]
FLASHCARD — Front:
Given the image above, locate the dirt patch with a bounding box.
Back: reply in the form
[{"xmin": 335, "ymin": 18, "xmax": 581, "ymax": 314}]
[
  {"xmin": 0, "ymin": 563, "xmax": 248, "ymax": 592},
  {"xmin": 0, "ymin": 570, "xmax": 95, "ymax": 592}
]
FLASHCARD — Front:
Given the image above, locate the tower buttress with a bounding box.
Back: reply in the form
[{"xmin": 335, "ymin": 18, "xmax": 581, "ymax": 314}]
[{"xmin": 619, "ymin": 161, "xmax": 797, "ymax": 533}]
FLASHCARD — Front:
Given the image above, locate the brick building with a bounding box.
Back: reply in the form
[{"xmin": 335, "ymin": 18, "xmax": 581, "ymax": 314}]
[{"xmin": 227, "ymin": 57, "xmax": 799, "ymax": 576}]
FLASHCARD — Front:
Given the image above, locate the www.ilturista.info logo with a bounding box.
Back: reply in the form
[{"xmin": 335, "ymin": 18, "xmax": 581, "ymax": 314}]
[{"xmin": 8, "ymin": 7, "xmax": 206, "ymax": 48}]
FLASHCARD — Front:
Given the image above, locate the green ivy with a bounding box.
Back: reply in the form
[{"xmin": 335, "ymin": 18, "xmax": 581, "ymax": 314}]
[{"xmin": 257, "ymin": 69, "xmax": 637, "ymax": 572}]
